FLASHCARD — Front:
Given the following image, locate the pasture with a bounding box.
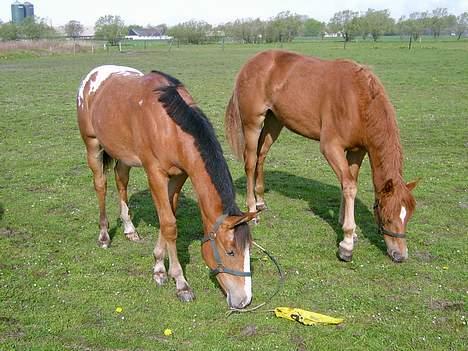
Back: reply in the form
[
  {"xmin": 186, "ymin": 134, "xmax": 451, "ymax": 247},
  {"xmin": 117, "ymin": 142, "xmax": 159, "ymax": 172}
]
[{"xmin": 1, "ymin": 39, "xmax": 467, "ymax": 350}]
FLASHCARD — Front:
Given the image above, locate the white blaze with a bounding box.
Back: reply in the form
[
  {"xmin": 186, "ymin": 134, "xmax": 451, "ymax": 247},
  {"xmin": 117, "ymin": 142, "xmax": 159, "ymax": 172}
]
[
  {"xmin": 78, "ymin": 65, "xmax": 143, "ymax": 104},
  {"xmin": 400, "ymin": 206, "xmax": 407, "ymax": 224},
  {"xmin": 244, "ymin": 247, "xmax": 252, "ymax": 302}
]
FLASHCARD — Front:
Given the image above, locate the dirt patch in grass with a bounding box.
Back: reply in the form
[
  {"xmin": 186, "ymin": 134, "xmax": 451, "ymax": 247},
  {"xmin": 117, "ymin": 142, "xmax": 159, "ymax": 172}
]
[
  {"xmin": 0, "ymin": 316, "xmax": 25, "ymax": 341},
  {"xmin": 0, "ymin": 227, "xmax": 28, "ymax": 238},
  {"xmin": 429, "ymin": 299, "xmax": 464, "ymax": 311},
  {"xmin": 290, "ymin": 334, "xmax": 308, "ymax": 351},
  {"xmin": 413, "ymin": 250, "xmax": 438, "ymax": 262}
]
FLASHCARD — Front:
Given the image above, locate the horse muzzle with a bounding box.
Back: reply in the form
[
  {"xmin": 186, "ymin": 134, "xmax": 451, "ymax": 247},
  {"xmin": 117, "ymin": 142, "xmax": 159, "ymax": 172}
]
[
  {"xmin": 227, "ymin": 293, "xmax": 252, "ymax": 309},
  {"xmin": 388, "ymin": 248, "xmax": 408, "ymax": 263}
]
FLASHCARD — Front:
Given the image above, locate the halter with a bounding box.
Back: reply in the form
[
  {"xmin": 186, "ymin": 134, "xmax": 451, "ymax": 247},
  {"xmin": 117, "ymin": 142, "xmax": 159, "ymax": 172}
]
[
  {"xmin": 373, "ymin": 201, "xmax": 406, "ymax": 239},
  {"xmin": 201, "ymin": 214, "xmax": 252, "ymax": 277}
]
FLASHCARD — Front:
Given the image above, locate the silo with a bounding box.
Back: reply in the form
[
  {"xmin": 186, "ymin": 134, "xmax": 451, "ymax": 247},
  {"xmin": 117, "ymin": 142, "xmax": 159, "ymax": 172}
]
[
  {"xmin": 24, "ymin": 2, "xmax": 34, "ymax": 18},
  {"xmin": 11, "ymin": 1, "xmax": 25, "ymax": 24}
]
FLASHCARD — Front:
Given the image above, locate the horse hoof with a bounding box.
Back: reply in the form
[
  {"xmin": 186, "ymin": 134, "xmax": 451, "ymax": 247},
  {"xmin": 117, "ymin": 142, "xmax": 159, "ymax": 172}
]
[
  {"xmin": 338, "ymin": 248, "xmax": 353, "ymax": 262},
  {"xmin": 153, "ymin": 272, "xmax": 168, "ymax": 286},
  {"xmin": 125, "ymin": 232, "xmax": 141, "ymax": 241},
  {"xmin": 177, "ymin": 289, "xmax": 195, "ymax": 302},
  {"xmin": 353, "ymin": 235, "xmax": 358, "ymax": 244},
  {"xmin": 256, "ymin": 202, "xmax": 267, "ymax": 211}
]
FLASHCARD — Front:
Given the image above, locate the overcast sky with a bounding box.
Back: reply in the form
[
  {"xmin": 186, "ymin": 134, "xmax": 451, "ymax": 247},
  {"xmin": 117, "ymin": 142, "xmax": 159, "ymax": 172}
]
[{"xmin": 1, "ymin": 0, "xmax": 466, "ymax": 27}]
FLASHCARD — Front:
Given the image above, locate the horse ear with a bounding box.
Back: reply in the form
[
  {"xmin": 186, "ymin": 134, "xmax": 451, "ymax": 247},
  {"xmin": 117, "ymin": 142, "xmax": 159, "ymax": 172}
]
[
  {"xmin": 406, "ymin": 179, "xmax": 420, "ymax": 192},
  {"xmin": 382, "ymin": 179, "xmax": 394, "ymax": 195},
  {"xmin": 225, "ymin": 212, "xmax": 258, "ymax": 229}
]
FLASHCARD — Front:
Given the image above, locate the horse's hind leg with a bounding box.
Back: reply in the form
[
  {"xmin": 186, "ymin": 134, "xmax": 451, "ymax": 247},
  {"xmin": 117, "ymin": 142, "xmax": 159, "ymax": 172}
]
[
  {"xmin": 85, "ymin": 138, "xmax": 110, "ymax": 248},
  {"xmin": 147, "ymin": 168, "xmax": 194, "ymax": 301},
  {"xmin": 255, "ymin": 112, "xmax": 283, "ymax": 210},
  {"xmin": 339, "ymin": 149, "xmax": 366, "ymax": 243},
  {"xmin": 244, "ymin": 117, "xmax": 265, "ymax": 214},
  {"xmin": 114, "ymin": 161, "xmax": 140, "ymax": 241},
  {"xmin": 320, "ymin": 142, "xmax": 359, "ymax": 261}
]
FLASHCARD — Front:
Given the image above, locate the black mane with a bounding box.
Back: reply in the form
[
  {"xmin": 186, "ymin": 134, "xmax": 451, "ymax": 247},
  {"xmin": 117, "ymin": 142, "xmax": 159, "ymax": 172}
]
[
  {"xmin": 151, "ymin": 70, "xmax": 182, "ymax": 86},
  {"xmin": 155, "ymin": 79, "xmax": 242, "ymax": 217}
]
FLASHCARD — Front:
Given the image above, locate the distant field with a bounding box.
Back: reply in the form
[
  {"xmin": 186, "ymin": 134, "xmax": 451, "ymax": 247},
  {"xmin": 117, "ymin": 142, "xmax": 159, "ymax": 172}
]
[{"xmin": 0, "ymin": 39, "xmax": 467, "ymax": 350}]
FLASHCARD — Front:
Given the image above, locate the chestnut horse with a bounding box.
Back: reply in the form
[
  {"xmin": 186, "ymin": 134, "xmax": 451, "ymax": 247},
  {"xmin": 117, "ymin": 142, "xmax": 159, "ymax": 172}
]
[
  {"xmin": 225, "ymin": 50, "xmax": 417, "ymax": 263},
  {"xmin": 77, "ymin": 65, "xmax": 256, "ymax": 309}
]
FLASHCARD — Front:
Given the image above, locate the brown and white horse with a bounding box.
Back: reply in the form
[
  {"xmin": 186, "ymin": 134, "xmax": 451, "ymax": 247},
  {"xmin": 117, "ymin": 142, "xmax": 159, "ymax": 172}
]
[
  {"xmin": 77, "ymin": 65, "xmax": 256, "ymax": 309},
  {"xmin": 225, "ymin": 50, "xmax": 418, "ymax": 263}
]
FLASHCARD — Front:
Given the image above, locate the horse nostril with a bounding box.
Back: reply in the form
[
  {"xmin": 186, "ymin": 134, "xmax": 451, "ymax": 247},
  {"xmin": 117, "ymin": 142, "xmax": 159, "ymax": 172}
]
[{"xmin": 391, "ymin": 251, "xmax": 406, "ymax": 263}]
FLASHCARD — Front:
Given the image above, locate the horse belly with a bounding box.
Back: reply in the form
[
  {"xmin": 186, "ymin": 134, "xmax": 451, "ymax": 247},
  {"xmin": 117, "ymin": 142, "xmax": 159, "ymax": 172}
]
[{"xmin": 272, "ymin": 106, "xmax": 321, "ymax": 141}]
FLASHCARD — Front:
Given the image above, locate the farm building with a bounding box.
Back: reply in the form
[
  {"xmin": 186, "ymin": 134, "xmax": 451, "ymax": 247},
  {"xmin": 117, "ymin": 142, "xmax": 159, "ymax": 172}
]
[
  {"xmin": 11, "ymin": 1, "xmax": 34, "ymax": 23},
  {"xmin": 126, "ymin": 27, "xmax": 171, "ymax": 40}
]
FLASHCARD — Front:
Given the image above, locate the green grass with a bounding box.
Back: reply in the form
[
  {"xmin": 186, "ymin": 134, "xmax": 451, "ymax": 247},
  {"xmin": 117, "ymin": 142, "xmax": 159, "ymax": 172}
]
[{"xmin": 1, "ymin": 39, "xmax": 467, "ymax": 350}]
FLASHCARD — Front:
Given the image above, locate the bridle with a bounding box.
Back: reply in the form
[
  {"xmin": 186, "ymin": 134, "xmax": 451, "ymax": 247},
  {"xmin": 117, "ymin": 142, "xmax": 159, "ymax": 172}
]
[
  {"xmin": 373, "ymin": 201, "xmax": 406, "ymax": 239},
  {"xmin": 201, "ymin": 214, "xmax": 251, "ymax": 277}
]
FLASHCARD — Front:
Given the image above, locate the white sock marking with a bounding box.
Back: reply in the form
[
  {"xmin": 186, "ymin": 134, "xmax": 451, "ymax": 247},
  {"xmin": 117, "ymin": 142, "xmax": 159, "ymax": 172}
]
[{"xmin": 120, "ymin": 201, "xmax": 136, "ymax": 234}]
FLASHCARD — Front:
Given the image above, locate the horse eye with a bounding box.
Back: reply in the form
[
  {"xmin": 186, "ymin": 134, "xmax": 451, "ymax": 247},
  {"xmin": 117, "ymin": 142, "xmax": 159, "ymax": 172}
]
[{"xmin": 226, "ymin": 250, "xmax": 235, "ymax": 257}]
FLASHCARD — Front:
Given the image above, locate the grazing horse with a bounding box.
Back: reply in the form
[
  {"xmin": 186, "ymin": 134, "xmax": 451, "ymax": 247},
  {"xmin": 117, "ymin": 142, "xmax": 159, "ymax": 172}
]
[
  {"xmin": 77, "ymin": 65, "xmax": 256, "ymax": 309},
  {"xmin": 225, "ymin": 50, "xmax": 418, "ymax": 263}
]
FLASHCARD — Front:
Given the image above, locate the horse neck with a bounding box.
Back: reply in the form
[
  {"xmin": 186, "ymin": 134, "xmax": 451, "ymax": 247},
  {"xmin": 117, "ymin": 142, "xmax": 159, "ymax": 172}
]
[
  {"xmin": 365, "ymin": 98, "xmax": 405, "ymax": 194},
  {"xmin": 185, "ymin": 159, "xmax": 238, "ymax": 234}
]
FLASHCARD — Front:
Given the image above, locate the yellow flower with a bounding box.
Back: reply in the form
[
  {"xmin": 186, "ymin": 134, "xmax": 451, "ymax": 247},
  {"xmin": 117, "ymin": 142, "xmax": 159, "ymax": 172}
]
[
  {"xmin": 164, "ymin": 328, "xmax": 173, "ymax": 336},
  {"xmin": 115, "ymin": 307, "xmax": 123, "ymax": 313}
]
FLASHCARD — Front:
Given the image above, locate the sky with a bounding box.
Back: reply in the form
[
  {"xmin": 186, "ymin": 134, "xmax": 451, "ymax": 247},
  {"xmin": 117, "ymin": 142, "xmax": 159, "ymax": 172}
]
[{"xmin": 1, "ymin": 0, "xmax": 467, "ymax": 27}]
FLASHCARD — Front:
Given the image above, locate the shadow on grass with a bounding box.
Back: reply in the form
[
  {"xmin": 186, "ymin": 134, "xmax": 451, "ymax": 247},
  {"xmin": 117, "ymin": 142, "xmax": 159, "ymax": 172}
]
[
  {"xmin": 127, "ymin": 189, "xmax": 208, "ymax": 276},
  {"xmin": 234, "ymin": 170, "xmax": 386, "ymax": 254},
  {"xmin": 0, "ymin": 203, "xmax": 4, "ymax": 221}
]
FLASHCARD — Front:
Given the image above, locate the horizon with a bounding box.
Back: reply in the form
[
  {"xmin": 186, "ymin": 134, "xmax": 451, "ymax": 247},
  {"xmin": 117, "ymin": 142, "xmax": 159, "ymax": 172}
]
[{"xmin": 1, "ymin": 0, "xmax": 466, "ymax": 28}]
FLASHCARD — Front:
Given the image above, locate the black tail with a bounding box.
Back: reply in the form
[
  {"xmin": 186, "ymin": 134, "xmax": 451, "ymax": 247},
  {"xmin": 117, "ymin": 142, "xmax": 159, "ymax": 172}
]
[{"xmin": 102, "ymin": 150, "xmax": 114, "ymax": 172}]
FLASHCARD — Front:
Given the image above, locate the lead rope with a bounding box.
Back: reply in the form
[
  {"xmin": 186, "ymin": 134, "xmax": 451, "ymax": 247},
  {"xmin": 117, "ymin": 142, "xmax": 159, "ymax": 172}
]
[{"xmin": 226, "ymin": 241, "xmax": 285, "ymax": 317}]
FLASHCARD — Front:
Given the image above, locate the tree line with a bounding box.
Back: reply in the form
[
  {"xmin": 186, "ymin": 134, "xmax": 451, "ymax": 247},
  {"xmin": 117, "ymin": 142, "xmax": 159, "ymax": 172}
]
[{"xmin": 0, "ymin": 8, "xmax": 466, "ymax": 45}]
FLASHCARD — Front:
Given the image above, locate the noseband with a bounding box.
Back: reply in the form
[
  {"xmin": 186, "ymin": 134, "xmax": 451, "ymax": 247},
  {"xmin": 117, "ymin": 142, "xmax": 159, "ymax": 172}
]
[
  {"xmin": 201, "ymin": 214, "xmax": 252, "ymax": 277},
  {"xmin": 373, "ymin": 201, "xmax": 406, "ymax": 239}
]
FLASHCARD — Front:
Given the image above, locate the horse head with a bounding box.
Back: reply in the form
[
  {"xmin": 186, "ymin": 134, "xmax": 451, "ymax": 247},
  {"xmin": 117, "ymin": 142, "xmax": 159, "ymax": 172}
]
[
  {"xmin": 374, "ymin": 179, "xmax": 418, "ymax": 262},
  {"xmin": 201, "ymin": 212, "xmax": 257, "ymax": 309}
]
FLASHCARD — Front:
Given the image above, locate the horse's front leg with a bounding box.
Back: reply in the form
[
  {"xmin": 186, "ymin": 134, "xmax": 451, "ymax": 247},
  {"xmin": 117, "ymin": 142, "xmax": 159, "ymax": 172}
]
[
  {"xmin": 114, "ymin": 161, "xmax": 140, "ymax": 241},
  {"xmin": 146, "ymin": 167, "xmax": 194, "ymax": 301},
  {"xmin": 321, "ymin": 142, "xmax": 358, "ymax": 261},
  {"xmin": 339, "ymin": 149, "xmax": 366, "ymax": 243}
]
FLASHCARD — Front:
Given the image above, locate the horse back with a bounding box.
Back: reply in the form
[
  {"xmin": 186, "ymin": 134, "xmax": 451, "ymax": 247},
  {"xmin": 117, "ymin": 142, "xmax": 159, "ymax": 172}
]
[
  {"xmin": 236, "ymin": 50, "xmax": 374, "ymax": 147},
  {"xmin": 77, "ymin": 68, "xmax": 191, "ymax": 169}
]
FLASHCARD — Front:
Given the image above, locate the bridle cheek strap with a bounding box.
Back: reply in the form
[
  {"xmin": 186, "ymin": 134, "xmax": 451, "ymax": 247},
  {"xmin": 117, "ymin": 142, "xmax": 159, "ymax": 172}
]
[
  {"xmin": 379, "ymin": 226, "xmax": 406, "ymax": 239},
  {"xmin": 374, "ymin": 201, "xmax": 407, "ymax": 239},
  {"xmin": 201, "ymin": 214, "xmax": 252, "ymax": 277}
]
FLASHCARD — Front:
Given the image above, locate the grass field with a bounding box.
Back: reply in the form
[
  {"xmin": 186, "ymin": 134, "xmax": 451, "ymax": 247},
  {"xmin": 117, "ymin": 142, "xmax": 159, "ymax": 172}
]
[{"xmin": 1, "ymin": 39, "xmax": 467, "ymax": 350}]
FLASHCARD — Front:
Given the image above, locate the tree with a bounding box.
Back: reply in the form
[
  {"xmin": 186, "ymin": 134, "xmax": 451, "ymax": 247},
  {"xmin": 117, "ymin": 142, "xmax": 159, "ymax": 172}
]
[
  {"xmin": 397, "ymin": 12, "xmax": 430, "ymax": 49},
  {"xmin": 94, "ymin": 15, "xmax": 126, "ymax": 45},
  {"xmin": 363, "ymin": 9, "xmax": 394, "ymax": 41},
  {"xmin": 303, "ymin": 18, "xmax": 322, "ymax": 37},
  {"xmin": 455, "ymin": 12, "xmax": 468, "ymax": 39},
  {"xmin": 429, "ymin": 8, "xmax": 449, "ymax": 38},
  {"xmin": 167, "ymin": 20, "xmax": 212, "ymax": 44},
  {"xmin": 64, "ymin": 20, "xmax": 84, "ymax": 38},
  {"xmin": 264, "ymin": 11, "xmax": 302, "ymax": 43},
  {"xmin": 328, "ymin": 10, "xmax": 359, "ymax": 47},
  {"xmin": 0, "ymin": 22, "xmax": 19, "ymax": 41},
  {"xmin": 19, "ymin": 16, "xmax": 56, "ymax": 39}
]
